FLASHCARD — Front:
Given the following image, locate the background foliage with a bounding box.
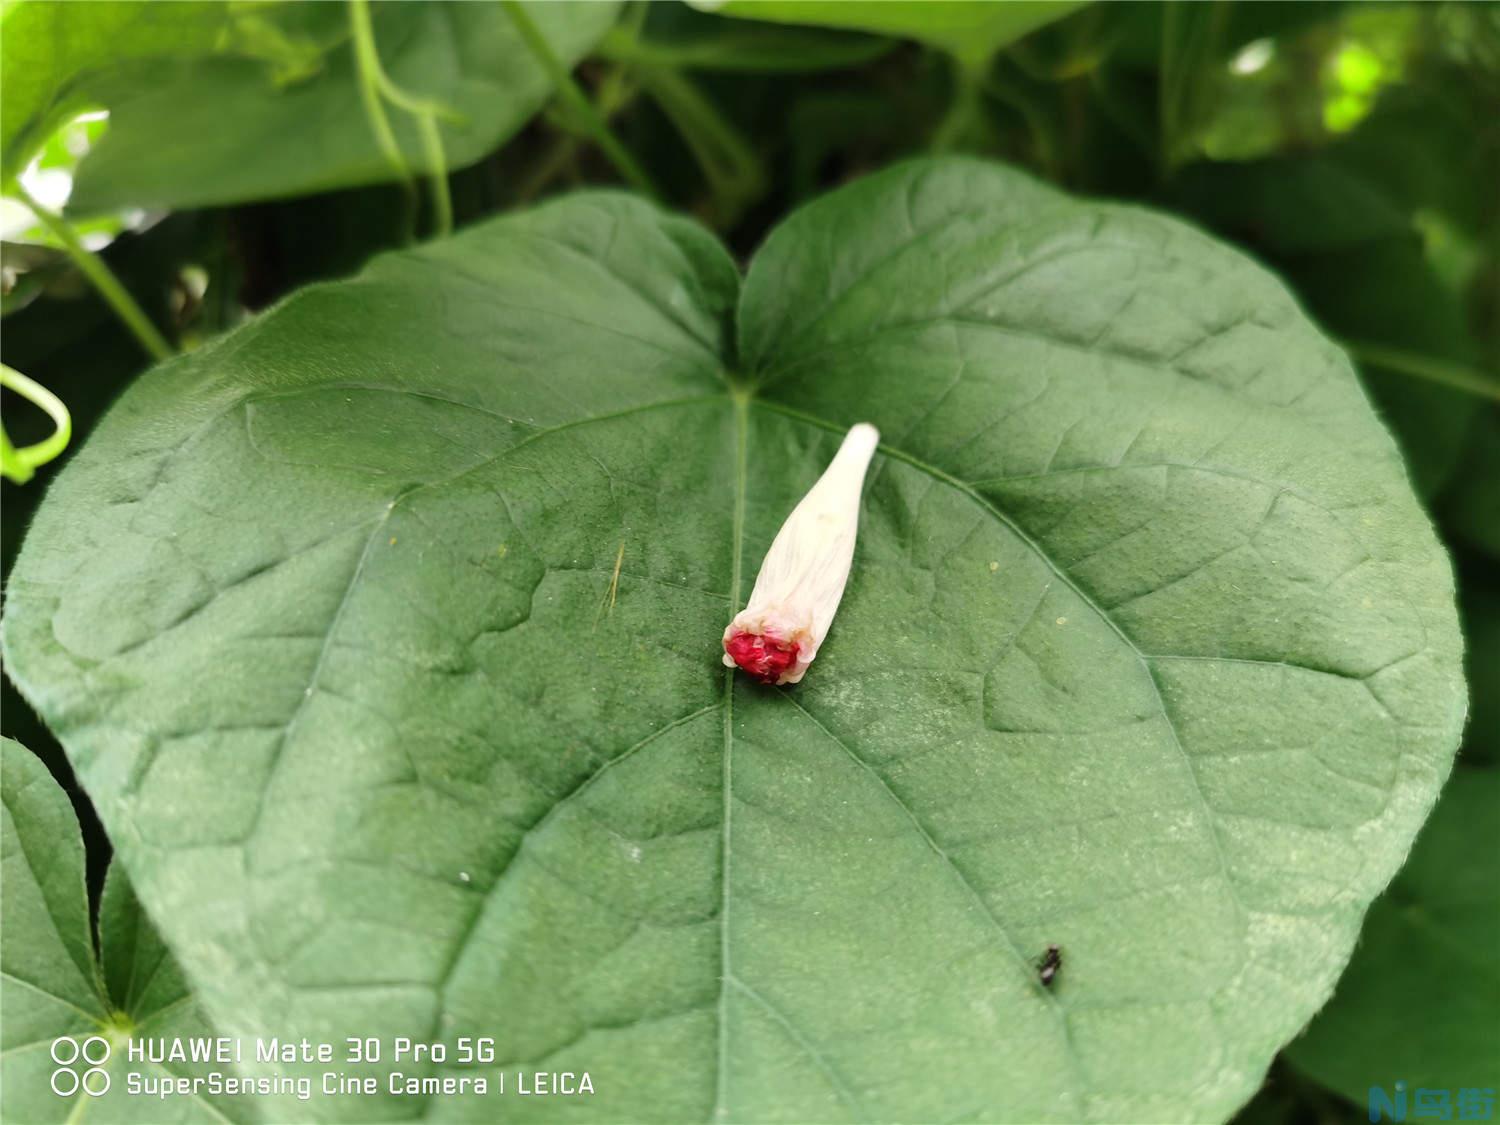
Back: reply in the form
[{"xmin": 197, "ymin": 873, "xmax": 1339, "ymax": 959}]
[{"xmin": 1, "ymin": 2, "xmax": 1496, "ymax": 1123}]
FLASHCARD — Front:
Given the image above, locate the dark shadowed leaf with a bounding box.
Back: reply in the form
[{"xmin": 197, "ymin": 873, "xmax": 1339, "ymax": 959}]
[
  {"xmin": 1, "ymin": 738, "xmax": 243, "ymax": 1123},
  {"xmin": 1288, "ymin": 765, "xmax": 1500, "ymax": 1102}
]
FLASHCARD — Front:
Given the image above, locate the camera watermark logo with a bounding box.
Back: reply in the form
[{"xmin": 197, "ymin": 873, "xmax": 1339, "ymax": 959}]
[
  {"xmin": 1368, "ymin": 1081, "xmax": 1496, "ymax": 1121},
  {"xmin": 50, "ymin": 1036, "xmax": 111, "ymax": 1097}
]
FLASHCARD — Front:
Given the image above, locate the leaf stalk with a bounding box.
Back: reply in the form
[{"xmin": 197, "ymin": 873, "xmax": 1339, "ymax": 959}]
[
  {"xmin": 501, "ymin": 0, "xmax": 661, "ymax": 201},
  {"xmin": 348, "ymin": 0, "xmax": 454, "ymax": 238},
  {"xmin": 1342, "ymin": 340, "xmax": 1500, "ymax": 402},
  {"xmin": 8, "ymin": 180, "xmax": 172, "ymax": 362}
]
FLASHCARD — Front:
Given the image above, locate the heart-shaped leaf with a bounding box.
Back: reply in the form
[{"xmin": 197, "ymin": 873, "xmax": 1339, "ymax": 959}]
[{"xmin": 1, "ymin": 159, "xmax": 1465, "ymax": 1122}]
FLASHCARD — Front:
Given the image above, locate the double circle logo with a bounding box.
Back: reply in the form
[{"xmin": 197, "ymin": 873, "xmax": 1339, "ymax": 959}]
[{"xmin": 50, "ymin": 1036, "xmax": 111, "ymax": 1097}]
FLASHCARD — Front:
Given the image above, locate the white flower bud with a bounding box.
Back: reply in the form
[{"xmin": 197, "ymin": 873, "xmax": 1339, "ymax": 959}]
[{"xmin": 722, "ymin": 422, "xmax": 880, "ymax": 685}]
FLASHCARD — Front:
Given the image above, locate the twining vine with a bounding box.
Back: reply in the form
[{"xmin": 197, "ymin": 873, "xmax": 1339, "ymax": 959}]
[{"xmin": 348, "ymin": 0, "xmax": 458, "ymax": 240}]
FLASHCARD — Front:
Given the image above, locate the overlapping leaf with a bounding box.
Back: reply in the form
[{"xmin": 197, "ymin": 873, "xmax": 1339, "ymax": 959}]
[
  {"xmin": 1, "ymin": 739, "xmax": 240, "ymax": 1124},
  {"xmin": 0, "ymin": 0, "xmax": 618, "ymax": 212}
]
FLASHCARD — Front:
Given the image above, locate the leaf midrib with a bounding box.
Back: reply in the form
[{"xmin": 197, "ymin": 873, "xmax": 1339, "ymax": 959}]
[{"xmin": 713, "ymin": 393, "xmax": 748, "ymax": 1120}]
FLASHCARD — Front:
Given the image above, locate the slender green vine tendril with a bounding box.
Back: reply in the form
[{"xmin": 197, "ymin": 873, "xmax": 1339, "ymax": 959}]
[
  {"xmin": 932, "ymin": 55, "xmax": 989, "ymax": 153},
  {"xmin": 8, "ymin": 180, "xmax": 172, "ymax": 362},
  {"xmin": 501, "ymin": 0, "xmax": 661, "ymax": 201},
  {"xmin": 634, "ymin": 65, "xmax": 763, "ymax": 226},
  {"xmin": 1342, "ymin": 340, "xmax": 1500, "ymax": 402},
  {"xmin": 411, "ymin": 115, "xmax": 453, "ymax": 238},
  {"xmin": 348, "ymin": 0, "xmax": 455, "ymax": 238},
  {"xmin": 1, "ymin": 366, "xmax": 72, "ymax": 484}
]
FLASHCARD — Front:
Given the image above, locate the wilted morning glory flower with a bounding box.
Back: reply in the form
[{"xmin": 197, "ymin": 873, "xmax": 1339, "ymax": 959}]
[{"xmin": 722, "ymin": 422, "xmax": 880, "ymax": 685}]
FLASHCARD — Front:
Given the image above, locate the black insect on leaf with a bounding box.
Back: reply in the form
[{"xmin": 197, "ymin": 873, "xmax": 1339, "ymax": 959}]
[{"xmin": 1038, "ymin": 944, "xmax": 1062, "ymax": 987}]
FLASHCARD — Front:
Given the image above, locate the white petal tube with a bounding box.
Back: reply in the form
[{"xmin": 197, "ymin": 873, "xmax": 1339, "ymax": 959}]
[{"xmin": 722, "ymin": 422, "xmax": 880, "ymax": 685}]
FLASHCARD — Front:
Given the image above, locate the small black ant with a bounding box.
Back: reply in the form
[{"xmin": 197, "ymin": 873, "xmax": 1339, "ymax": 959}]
[{"xmin": 1036, "ymin": 944, "xmax": 1062, "ymax": 987}]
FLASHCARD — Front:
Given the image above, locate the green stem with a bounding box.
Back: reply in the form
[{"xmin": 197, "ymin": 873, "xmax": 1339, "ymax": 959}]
[
  {"xmin": 983, "ymin": 69, "xmax": 1058, "ymax": 179},
  {"xmin": 349, "ymin": 0, "xmax": 413, "ymax": 190},
  {"xmin": 412, "ymin": 114, "xmax": 453, "ymax": 237},
  {"xmin": 372, "ymin": 55, "xmax": 459, "ymax": 238},
  {"xmin": 349, "ymin": 0, "xmax": 452, "ymax": 238},
  {"xmin": 1158, "ymin": 1, "xmax": 1228, "ymax": 179},
  {"xmin": 594, "ymin": 59, "xmax": 637, "ymax": 120},
  {"xmin": 1159, "ymin": 0, "xmax": 1181, "ymax": 176},
  {"xmin": 1342, "ymin": 340, "xmax": 1500, "ymax": 402},
  {"xmin": 9, "ymin": 180, "xmax": 172, "ymax": 362},
  {"xmin": 514, "ymin": 64, "xmax": 639, "ymax": 205},
  {"xmin": 515, "ymin": 134, "xmax": 581, "ymax": 203},
  {"xmin": 501, "ymin": 0, "xmax": 660, "ymax": 200},
  {"xmin": 1, "ymin": 365, "xmax": 72, "ymax": 484},
  {"xmin": 932, "ymin": 55, "xmax": 988, "ymax": 153},
  {"xmin": 634, "ymin": 65, "xmax": 763, "ymax": 225}
]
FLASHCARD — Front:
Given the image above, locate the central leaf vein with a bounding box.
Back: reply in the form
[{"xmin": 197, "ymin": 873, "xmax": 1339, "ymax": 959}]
[{"xmin": 714, "ymin": 393, "xmax": 748, "ymax": 1121}]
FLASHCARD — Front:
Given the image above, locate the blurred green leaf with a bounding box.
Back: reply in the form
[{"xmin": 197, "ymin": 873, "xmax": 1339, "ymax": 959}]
[
  {"xmin": 1288, "ymin": 764, "xmax": 1500, "ymax": 1101},
  {"xmin": 1107, "ymin": 1, "xmax": 1346, "ymax": 77},
  {"xmin": 39, "ymin": 2, "xmax": 618, "ymax": 213},
  {"xmin": 1320, "ymin": 7, "xmax": 1420, "ymax": 136},
  {"xmin": 0, "ymin": 0, "xmax": 229, "ymax": 179},
  {"xmin": 690, "ymin": 0, "xmax": 1088, "ymax": 67},
  {"xmin": 1166, "ymin": 182, "xmax": 1485, "ymax": 494},
  {"xmin": 1168, "ymin": 84, "xmax": 1497, "ymax": 498},
  {"xmin": 601, "ymin": 2, "xmax": 893, "ymax": 72}
]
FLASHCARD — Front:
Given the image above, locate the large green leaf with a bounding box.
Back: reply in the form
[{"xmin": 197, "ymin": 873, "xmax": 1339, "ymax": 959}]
[
  {"xmin": 689, "ymin": 0, "xmax": 1088, "ymax": 67},
  {"xmin": 1, "ymin": 738, "xmax": 241, "ymax": 1123},
  {"xmin": 0, "ymin": 0, "xmax": 228, "ymax": 179},
  {"xmin": 19, "ymin": 1, "xmax": 618, "ymax": 214},
  {"xmin": 1287, "ymin": 765, "xmax": 1500, "ymax": 1101},
  {"xmin": 2, "ymin": 159, "xmax": 1465, "ymax": 1122}
]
